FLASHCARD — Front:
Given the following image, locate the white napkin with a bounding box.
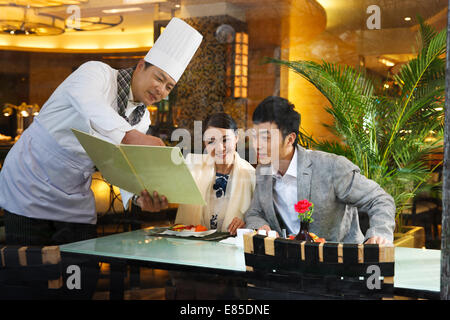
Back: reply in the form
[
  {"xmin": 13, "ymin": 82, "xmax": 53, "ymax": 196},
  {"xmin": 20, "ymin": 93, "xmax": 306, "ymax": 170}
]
[
  {"xmin": 219, "ymin": 228, "xmax": 255, "ymax": 247},
  {"xmin": 219, "ymin": 237, "xmax": 238, "ymax": 245}
]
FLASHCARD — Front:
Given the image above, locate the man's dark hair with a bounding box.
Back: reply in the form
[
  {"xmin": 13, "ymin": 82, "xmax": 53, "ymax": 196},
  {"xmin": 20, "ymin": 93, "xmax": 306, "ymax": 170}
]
[
  {"xmin": 252, "ymin": 96, "xmax": 300, "ymax": 146},
  {"xmin": 203, "ymin": 112, "xmax": 238, "ymax": 134}
]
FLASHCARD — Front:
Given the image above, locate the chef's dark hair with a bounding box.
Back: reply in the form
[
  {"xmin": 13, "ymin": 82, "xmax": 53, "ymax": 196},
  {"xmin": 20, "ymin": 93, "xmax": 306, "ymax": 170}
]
[
  {"xmin": 252, "ymin": 96, "xmax": 300, "ymax": 146},
  {"xmin": 203, "ymin": 112, "xmax": 238, "ymax": 134},
  {"xmin": 144, "ymin": 61, "xmax": 154, "ymax": 69}
]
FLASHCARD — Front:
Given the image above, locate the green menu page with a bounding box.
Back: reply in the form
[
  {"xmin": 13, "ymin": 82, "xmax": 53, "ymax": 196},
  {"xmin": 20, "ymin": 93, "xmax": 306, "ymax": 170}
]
[{"xmin": 72, "ymin": 129, "xmax": 206, "ymax": 206}]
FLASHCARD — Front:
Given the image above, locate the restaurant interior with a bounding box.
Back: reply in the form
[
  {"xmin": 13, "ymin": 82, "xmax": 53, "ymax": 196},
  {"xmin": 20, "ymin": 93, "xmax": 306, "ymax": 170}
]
[{"xmin": 0, "ymin": 0, "xmax": 447, "ymax": 300}]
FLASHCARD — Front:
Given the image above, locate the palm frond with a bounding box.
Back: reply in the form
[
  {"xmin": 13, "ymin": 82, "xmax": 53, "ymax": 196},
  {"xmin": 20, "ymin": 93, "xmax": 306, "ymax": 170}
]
[{"xmin": 382, "ymin": 27, "xmax": 446, "ymax": 167}]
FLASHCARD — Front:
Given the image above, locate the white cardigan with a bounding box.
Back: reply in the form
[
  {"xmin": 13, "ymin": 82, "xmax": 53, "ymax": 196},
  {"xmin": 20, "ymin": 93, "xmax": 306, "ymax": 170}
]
[{"xmin": 175, "ymin": 152, "xmax": 255, "ymax": 232}]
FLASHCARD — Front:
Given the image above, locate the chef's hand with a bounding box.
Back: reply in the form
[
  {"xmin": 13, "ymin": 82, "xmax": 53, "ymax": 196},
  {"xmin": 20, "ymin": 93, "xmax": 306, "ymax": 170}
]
[
  {"xmin": 136, "ymin": 190, "xmax": 168, "ymax": 212},
  {"xmin": 365, "ymin": 236, "xmax": 391, "ymax": 245},
  {"xmin": 227, "ymin": 217, "xmax": 246, "ymax": 236},
  {"xmin": 122, "ymin": 129, "xmax": 165, "ymax": 147},
  {"xmin": 143, "ymin": 134, "xmax": 165, "ymax": 147}
]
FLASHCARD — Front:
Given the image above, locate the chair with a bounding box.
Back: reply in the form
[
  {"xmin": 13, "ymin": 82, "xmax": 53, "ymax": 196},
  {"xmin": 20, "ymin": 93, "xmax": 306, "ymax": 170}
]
[
  {"xmin": 401, "ymin": 171, "xmax": 442, "ymax": 243},
  {"xmin": 0, "ymin": 211, "xmax": 4, "ymax": 244},
  {"xmin": 0, "ymin": 245, "xmax": 63, "ymax": 299}
]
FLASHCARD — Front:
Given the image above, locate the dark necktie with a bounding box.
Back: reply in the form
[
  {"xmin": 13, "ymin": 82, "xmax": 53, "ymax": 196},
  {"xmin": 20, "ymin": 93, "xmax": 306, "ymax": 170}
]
[{"xmin": 117, "ymin": 67, "xmax": 146, "ymax": 126}]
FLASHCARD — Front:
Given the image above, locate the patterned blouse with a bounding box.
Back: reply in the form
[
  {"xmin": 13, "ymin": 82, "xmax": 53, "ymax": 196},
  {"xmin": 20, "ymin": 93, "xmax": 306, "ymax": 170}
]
[{"xmin": 209, "ymin": 173, "xmax": 230, "ymax": 230}]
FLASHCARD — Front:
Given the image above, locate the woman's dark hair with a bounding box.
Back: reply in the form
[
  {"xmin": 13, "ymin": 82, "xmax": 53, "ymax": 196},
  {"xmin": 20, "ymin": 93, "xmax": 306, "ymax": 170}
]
[
  {"xmin": 203, "ymin": 112, "xmax": 238, "ymax": 133},
  {"xmin": 252, "ymin": 96, "xmax": 300, "ymax": 146}
]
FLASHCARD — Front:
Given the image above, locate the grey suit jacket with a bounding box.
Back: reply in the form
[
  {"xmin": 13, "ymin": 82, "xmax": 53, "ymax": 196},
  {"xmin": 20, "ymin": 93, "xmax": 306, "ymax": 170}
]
[{"xmin": 244, "ymin": 145, "xmax": 396, "ymax": 243}]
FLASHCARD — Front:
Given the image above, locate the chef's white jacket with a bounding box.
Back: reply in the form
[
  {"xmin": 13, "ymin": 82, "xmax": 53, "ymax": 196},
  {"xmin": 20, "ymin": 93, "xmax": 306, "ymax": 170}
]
[
  {"xmin": 38, "ymin": 61, "xmax": 150, "ymax": 160},
  {"xmin": 0, "ymin": 61, "xmax": 150, "ymax": 224}
]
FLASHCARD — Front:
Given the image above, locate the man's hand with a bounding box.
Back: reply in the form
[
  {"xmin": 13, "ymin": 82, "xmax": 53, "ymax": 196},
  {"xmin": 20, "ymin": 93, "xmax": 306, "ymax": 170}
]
[
  {"xmin": 122, "ymin": 129, "xmax": 165, "ymax": 146},
  {"xmin": 136, "ymin": 190, "xmax": 168, "ymax": 212},
  {"xmin": 227, "ymin": 217, "xmax": 246, "ymax": 236},
  {"xmin": 257, "ymin": 225, "xmax": 271, "ymax": 233},
  {"xmin": 365, "ymin": 236, "xmax": 391, "ymax": 245},
  {"xmin": 257, "ymin": 225, "xmax": 279, "ymax": 237}
]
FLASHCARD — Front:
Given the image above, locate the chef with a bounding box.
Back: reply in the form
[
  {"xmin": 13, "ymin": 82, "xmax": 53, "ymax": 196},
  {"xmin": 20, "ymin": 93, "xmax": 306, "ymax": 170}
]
[{"xmin": 0, "ymin": 18, "xmax": 203, "ymax": 246}]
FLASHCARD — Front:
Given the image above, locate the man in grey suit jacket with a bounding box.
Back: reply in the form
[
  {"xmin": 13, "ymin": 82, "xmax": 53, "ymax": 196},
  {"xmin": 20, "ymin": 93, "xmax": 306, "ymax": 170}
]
[{"xmin": 245, "ymin": 96, "xmax": 395, "ymax": 244}]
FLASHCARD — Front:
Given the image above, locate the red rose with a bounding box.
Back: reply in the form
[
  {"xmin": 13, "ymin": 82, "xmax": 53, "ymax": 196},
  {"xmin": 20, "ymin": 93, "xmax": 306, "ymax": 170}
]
[{"xmin": 295, "ymin": 200, "xmax": 312, "ymax": 214}]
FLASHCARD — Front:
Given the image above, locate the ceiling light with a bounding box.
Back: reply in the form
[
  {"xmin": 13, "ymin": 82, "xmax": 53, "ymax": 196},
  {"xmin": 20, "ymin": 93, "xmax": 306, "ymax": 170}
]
[
  {"xmin": 122, "ymin": 0, "xmax": 161, "ymax": 4},
  {"xmin": 404, "ymin": 17, "xmax": 412, "ymax": 21},
  {"xmin": 0, "ymin": 5, "xmax": 66, "ymax": 36},
  {"xmin": 102, "ymin": 7, "xmax": 143, "ymax": 14},
  {"xmin": 0, "ymin": 0, "xmax": 88, "ymax": 8},
  {"xmin": 0, "ymin": 5, "xmax": 124, "ymax": 35},
  {"xmin": 2, "ymin": 106, "xmax": 12, "ymax": 117},
  {"xmin": 379, "ymin": 57, "xmax": 395, "ymax": 67},
  {"xmin": 66, "ymin": 16, "xmax": 123, "ymax": 31}
]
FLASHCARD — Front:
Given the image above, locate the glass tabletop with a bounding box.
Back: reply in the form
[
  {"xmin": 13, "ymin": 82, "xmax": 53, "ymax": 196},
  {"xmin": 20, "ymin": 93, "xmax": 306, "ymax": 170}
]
[
  {"xmin": 60, "ymin": 228, "xmax": 441, "ymax": 292},
  {"xmin": 60, "ymin": 228, "xmax": 247, "ymax": 272},
  {"xmin": 394, "ymin": 247, "xmax": 440, "ymax": 293}
]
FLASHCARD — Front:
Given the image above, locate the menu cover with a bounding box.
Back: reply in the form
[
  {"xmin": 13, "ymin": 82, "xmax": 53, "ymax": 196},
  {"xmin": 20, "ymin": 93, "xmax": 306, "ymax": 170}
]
[{"xmin": 72, "ymin": 129, "xmax": 206, "ymax": 206}]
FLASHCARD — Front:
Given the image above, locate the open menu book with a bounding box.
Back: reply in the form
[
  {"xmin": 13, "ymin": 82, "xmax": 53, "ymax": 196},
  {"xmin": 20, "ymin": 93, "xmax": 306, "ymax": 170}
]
[{"xmin": 72, "ymin": 129, "xmax": 206, "ymax": 206}]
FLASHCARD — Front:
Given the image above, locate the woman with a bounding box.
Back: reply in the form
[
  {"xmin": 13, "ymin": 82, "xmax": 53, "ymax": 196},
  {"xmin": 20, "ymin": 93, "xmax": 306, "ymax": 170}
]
[
  {"xmin": 174, "ymin": 112, "xmax": 255, "ymax": 235},
  {"xmin": 167, "ymin": 112, "xmax": 254, "ymax": 299}
]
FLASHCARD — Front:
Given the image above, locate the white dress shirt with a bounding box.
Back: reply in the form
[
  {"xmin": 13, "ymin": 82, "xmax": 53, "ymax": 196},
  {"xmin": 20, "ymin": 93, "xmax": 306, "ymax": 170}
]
[{"xmin": 272, "ymin": 148, "xmax": 300, "ymax": 235}]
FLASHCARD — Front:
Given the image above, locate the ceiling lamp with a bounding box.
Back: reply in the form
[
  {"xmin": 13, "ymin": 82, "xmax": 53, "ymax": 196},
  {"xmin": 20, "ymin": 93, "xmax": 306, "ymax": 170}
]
[
  {"xmin": 63, "ymin": 15, "xmax": 124, "ymax": 32},
  {"xmin": 0, "ymin": 4, "xmax": 66, "ymax": 35},
  {"xmin": 0, "ymin": 4, "xmax": 124, "ymax": 35},
  {"xmin": 0, "ymin": 1, "xmax": 88, "ymax": 8},
  {"xmin": 378, "ymin": 57, "xmax": 395, "ymax": 67},
  {"xmin": 102, "ymin": 7, "xmax": 143, "ymax": 14}
]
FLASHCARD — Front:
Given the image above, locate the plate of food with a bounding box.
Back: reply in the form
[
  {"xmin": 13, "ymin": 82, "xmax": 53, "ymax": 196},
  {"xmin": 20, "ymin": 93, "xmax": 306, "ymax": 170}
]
[{"xmin": 160, "ymin": 224, "xmax": 217, "ymax": 237}]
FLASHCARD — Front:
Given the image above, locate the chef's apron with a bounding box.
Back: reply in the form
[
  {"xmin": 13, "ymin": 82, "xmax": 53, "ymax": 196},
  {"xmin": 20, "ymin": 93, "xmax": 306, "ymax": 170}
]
[{"xmin": 0, "ymin": 118, "xmax": 96, "ymax": 224}]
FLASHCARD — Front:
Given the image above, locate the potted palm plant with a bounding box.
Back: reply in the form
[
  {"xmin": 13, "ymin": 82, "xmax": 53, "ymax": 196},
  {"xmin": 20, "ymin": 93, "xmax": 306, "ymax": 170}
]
[{"xmin": 267, "ymin": 20, "xmax": 445, "ymax": 247}]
